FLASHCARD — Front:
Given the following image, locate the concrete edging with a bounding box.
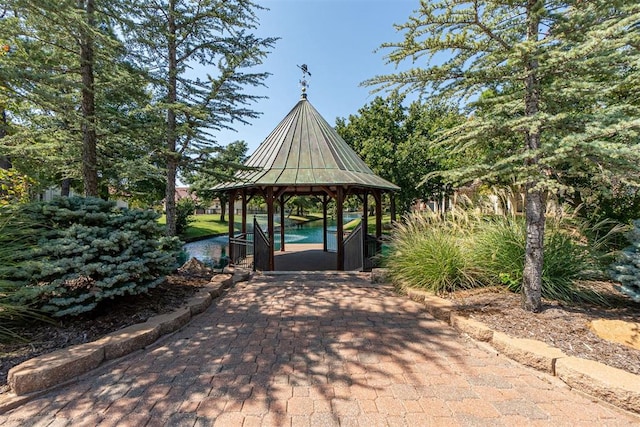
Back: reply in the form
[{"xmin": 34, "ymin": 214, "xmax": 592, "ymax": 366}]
[
  {"xmin": 0, "ymin": 269, "xmax": 250, "ymax": 413},
  {"xmin": 402, "ymin": 283, "xmax": 640, "ymax": 415}
]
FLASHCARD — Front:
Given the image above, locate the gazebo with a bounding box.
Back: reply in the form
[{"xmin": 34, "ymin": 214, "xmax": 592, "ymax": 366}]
[{"xmin": 215, "ymin": 83, "xmax": 399, "ymax": 271}]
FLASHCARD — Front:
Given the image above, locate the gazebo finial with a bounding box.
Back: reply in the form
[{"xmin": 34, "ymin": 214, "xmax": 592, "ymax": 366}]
[{"xmin": 297, "ymin": 64, "xmax": 311, "ymax": 99}]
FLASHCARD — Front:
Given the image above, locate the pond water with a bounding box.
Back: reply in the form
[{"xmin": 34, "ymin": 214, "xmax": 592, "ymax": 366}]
[{"xmin": 183, "ymin": 213, "xmax": 361, "ymax": 262}]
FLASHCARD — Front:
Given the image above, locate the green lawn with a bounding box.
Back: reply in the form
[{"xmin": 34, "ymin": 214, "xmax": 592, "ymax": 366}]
[
  {"xmin": 159, "ymin": 214, "xmax": 238, "ymax": 241},
  {"xmin": 344, "ymin": 214, "xmax": 393, "ymax": 234},
  {"xmin": 160, "ymin": 212, "xmax": 324, "ymax": 241}
]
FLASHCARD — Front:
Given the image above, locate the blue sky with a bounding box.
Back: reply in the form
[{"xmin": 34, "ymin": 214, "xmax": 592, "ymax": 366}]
[{"xmin": 216, "ymin": 0, "xmax": 420, "ymax": 154}]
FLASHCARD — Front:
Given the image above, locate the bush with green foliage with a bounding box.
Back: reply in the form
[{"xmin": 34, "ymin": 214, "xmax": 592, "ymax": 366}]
[
  {"xmin": 384, "ymin": 210, "xmax": 604, "ymax": 303},
  {"xmin": 383, "ymin": 213, "xmax": 480, "ymax": 293},
  {"xmin": 5, "ymin": 197, "xmax": 182, "ymax": 317},
  {"xmin": 472, "ymin": 217, "xmax": 601, "ymax": 303},
  {"xmin": 176, "ymin": 197, "xmax": 196, "ymax": 235},
  {"xmin": 609, "ymin": 220, "xmax": 640, "ymax": 302}
]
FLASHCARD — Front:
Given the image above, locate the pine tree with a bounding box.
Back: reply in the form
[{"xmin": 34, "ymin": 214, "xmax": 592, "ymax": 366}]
[
  {"xmin": 366, "ymin": 0, "xmax": 640, "ymax": 311},
  {"xmin": 122, "ymin": 0, "xmax": 276, "ymax": 236},
  {"xmin": 0, "ymin": 0, "xmax": 154, "ymax": 197}
]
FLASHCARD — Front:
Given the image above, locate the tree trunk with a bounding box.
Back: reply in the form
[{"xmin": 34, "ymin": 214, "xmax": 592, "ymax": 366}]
[
  {"xmin": 79, "ymin": 0, "xmax": 98, "ymax": 197},
  {"xmin": 61, "ymin": 178, "xmax": 71, "ymax": 197},
  {"xmin": 164, "ymin": 1, "xmax": 178, "ymax": 236},
  {"xmin": 522, "ymin": 0, "xmax": 544, "ymax": 312},
  {"xmin": 0, "ymin": 108, "xmax": 10, "ymax": 170},
  {"xmin": 220, "ymin": 198, "xmax": 226, "ymax": 222}
]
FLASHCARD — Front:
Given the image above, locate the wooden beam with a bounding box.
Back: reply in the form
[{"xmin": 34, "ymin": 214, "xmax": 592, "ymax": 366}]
[
  {"xmin": 279, "ymin": 194, "xmax": 286, "ymax": 252},
  {"xmin": 362, "ymin": 190, "xmax": 368, "ymax": 266},
  {"xmin": 336, "ymin": 186, "xmax": 344, "ymax": 271},
  {"xmin": 322, "ymin": 194, "xmax": 328, "ymax": 252},
  {"xmin": 228, "ymin": 190, "xmax": 236, "ymax": 262},
  {"xmin": 241, "ymin": 189, "xmax": 247, "ymax": 235},
  {"xmin": 319, "ymin": 185, "xmax": 336, "ymax": 200},
  {"xmin": 374, "ymin": 190, "xmax": 382, "ymax": 239},
  {"xmin": 267, "ymin": 187, "xmax": 275, "ymax": 270},
  {"xmin": 390, "ymin": 193, "xmax": 397, "ymax": 223},
  {"xmin": 274, "ymin": 186, "xmax": 288, "ymax": 200}
]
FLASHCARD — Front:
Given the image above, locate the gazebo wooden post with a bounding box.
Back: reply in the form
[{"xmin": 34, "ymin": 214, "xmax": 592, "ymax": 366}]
[
  {"xmin": 279, "ymin": 194, "xmax": 286, "ymax": 252},
  {"xmin": 322, "ymin": 195, "xmax": 328, "ymax": 252},
  {"xmin": 390, "ymin": 193, "xmax": 397, "ymax": 223},
  {"xmin": 362, "ymin": 191, "xmax": 368, "ymax": 232},
  {"xmin": 266, "ymin": 187, "xmax": 275, "ymax": 270},
  {"xmin": 374, "ymin": 190, "xmax": 383, "ymax": 254},
  {"xmin": 374, "ymin": 190, "xmax": 382, "ymax": 239},
  {"xmin": 362, "ymin": 190, "xmax": 369, "ymax": 258},
  {"xmin": 241, "ymin": 189, "xmax": 247, "ymax": 235},
  {"xmin": 228, "ymin": 189, "xmax": 236, "ymax": 263},
  {"xmin": 336, "ymin": 186, "xmax": 344, "ymax": 271}
]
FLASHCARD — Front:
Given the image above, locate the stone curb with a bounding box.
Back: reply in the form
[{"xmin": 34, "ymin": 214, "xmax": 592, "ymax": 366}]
[
  {"xmin": 0, "ymin": 271, "xmax": 245, "ymax": 413},
  {"xmin": 400, "ymin": 285, "xmax": 640, "ymax": 415}
]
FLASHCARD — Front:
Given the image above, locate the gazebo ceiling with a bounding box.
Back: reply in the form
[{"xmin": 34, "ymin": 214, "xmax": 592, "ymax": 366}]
[{"xmin": 214, "ymin": 94, "xmax": 399, "ymax": 192}]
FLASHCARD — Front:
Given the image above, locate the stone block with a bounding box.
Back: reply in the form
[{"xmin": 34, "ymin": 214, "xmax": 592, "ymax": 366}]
[
  {"xmin": 97, "ymin": 322, "xmax": 161, "ymax": 360},
  {"xmin": 491, "ymin": 332, "xmax": 565, "ymax": 374},
  {"xmin": 187, "ymin": 291, "xmax": 212, "ymax": 315},
  {"xmin": 406, "ymin": 288, "xmax": 428, "ymax": 303},
  {"xmin": 204, "ymin": 282, "xmax": 224, "ymax": 298},
  {"xmin": 555, "ymin": 356, "xmax": 640, "ymax": 414},
  {"xmin": 370, "ymin": 268, "xmax": 390, "ymax": 284},
  {"xmin": 210, "ymin": 274, "xmax": 233, "ymax": 290},
  {"xmin": 233, "ymin": 268, "xmax": 251, "ymax": 283},
  {"xmin": 8, "ymin": 342, "xmax": 105, "ymax": 395},
  {"xmin": 450, "ymin": 314, "xmax": 494, "ymax": 342},
  {"xmin": 422, "ymin": 294, "xmax": 456, "ymax": 323},
  {"xmin": 147, "ymin": 307, "xmax": 192, "ymax": 336},
  {"xmin": 589, "ymin": 319, "xmax": 640, "ymax": 351}
]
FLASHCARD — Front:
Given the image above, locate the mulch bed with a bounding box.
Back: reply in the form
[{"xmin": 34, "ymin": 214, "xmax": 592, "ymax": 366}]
[{"xmin": 446, "ymin": 283, "xmax": 640, "ymax": 376}]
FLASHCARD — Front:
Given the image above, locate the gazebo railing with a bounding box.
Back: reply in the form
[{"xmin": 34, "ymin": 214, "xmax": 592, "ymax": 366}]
[
  {"xmin": 253, "ymin": 218, "xmax": 271, "ymax": 271},
  {"xmin": 364, "ymin": 234, "xmax": 382, "ymax": 271},
  {"xmin": 229, "ymin": 232, "xmax": 254, "ymax": 269},
  {"xmin": 343, "ymin": 221, "xmax": 383, "ymax": 272},
  {"xmin": 343, "ymin": 223, "xmax": 364, "ymax": 271}
]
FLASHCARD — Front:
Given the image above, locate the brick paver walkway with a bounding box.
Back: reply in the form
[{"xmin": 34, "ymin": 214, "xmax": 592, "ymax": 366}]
[{"xmin": 1, "ymin": 273, "xmax": 638, "ymax": 426}]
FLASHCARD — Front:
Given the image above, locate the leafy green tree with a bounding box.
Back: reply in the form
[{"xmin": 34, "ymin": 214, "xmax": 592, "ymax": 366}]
[
  {"xmin": 335, "ymin": 92, "xmax": 463, "ymax": 213},
  {"xmin": 366, "ymin": 1, "xmax": 640, "ymax": 311},
  {"xmin": 122, "ymin": 0, "xmax": 276, "ymax": 236},
  {"xmin": 186, "ymin": 140, "xmax": 249, "ymax": 222}
]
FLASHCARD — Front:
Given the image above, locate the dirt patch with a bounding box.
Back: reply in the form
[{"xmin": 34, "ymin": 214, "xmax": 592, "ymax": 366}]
[
  {"xmin": 0, "ymin": 271, "xmax": 212, "ymax": 395},
  {"xmin": 445, "ymin": 283, "xmax": 640, "ymax": 376}
]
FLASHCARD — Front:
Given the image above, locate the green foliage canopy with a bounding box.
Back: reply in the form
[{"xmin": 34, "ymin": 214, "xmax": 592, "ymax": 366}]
[{"xmin": 335, "ymin": 92, "xmax": 465, "ymax": 213}]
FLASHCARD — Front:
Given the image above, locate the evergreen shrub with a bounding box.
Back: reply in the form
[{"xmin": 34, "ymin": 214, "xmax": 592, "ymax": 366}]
[
  {"xmin": 176, "ymin": 197, "xmax": 196, "ymax": 235},
  {"xmin": 609, "ymin": 219, "xmax": 640, "ymax": 302},
  {"xmin": 7, "ymin": 197, "xmax": 182, "ymax": 317}
]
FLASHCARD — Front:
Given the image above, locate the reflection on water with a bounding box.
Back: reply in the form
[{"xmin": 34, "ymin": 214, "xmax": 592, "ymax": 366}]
[{"xmin": 183, "ymin": 213, "xmax": 360, "ymax": 262}]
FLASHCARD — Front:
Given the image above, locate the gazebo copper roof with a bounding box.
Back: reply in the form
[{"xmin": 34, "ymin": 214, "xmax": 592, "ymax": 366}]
[{"xmin": 215, "ymin": 94, "xmax": 399, "ymax": 191}]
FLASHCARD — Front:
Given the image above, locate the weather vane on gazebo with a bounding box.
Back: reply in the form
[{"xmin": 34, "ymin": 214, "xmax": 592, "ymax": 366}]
[{"xmin": 297, "ymin": 64, "xmax": 311, "ymax": 98}]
